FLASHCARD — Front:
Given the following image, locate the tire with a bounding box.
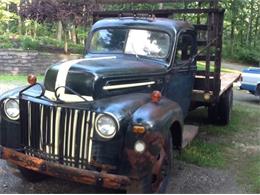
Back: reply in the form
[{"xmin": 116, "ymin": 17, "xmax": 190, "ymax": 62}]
[
  {"xmin": 256, "ymin": 84, "xmax": 260, "ymax": 96},
  {"xmin": 219, "ymin": 88, "xmax": 233, "ymax": 125},
  {"xmin": 130, "ymin": 133, "xmax": 173, "ymax": 193},
  {"xmin": 19, "ymin": 167, "xmax": 48, "ymax": 182},
  {"xmin": 208, "ymin": 88, "xmax": 233, "ymax": 125},
  {"xmin": 208, "ymin": 104, "xmax": 218, "ymax": 123}
]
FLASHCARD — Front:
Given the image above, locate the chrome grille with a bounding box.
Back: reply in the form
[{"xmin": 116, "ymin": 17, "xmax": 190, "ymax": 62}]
[{"xmin": 20, "ymin": 99, "xmax": 96, "ymax": 168}]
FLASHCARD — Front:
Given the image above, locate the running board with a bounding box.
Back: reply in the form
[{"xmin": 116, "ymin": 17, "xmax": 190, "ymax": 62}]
[{"xmin": 182, "ymin": 125, "xmax": 199, "ymax": 148}]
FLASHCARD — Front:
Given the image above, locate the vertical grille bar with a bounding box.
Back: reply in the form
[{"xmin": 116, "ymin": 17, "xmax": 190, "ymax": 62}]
[
  {"xmin": 39, "ymin": 104, "xmax": 44, "ymax": 151},
  {"xmin": 74, "ymin": 110, "xmax": 83, "ymax": 168},
  {"xmin": 88, "ymin": 112, "xmax": 96, "ymax": 163},
  {"xmin": 82, "ymin": 111, "xmax": 90, "ymax": 168},
  {"xmin": 30, "ymin": 102, "xmax": 41, "ymax": 150},
  {"xmin": 54, "ymin": 107, "xmax": 61, "ymax": 158},
  {"xmin": 58, "ymin": 108, "xmax": 65, "ymax": 164},
  {"xmin": 20, "ymin": 99, "xmax": 28, "ymax": 146},
  {"xmin": 51, "ymin": 107, "xmax": 56, "ymax": 156},
  {"xmin": 79, "ymin": 111, "xmax": 86, "ymax": 168},
  {"xmin": 45, "ymin": 106, "xmax": 51, "ymax": 155},
  {"xmin": 68, "ymin": 110, "xmax": 75, "ymax": 166},
  {"xmin": 64, "ymin": 108, "xmax": 70, "ymax": 162},
  {"xmin": 27, "ymin": 101, "xmax": 31, "ymax": 148}
]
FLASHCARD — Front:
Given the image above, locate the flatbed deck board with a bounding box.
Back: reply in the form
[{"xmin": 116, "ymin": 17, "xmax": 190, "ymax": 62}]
[{"xmin": 220, "ymin": 73, "xmax": 241, "ymax": 95}]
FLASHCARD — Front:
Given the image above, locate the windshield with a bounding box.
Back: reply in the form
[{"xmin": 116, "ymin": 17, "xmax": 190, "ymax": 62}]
[{"xmin": 90, "ymin": 28, "xmax": 171, "ymax": 59}]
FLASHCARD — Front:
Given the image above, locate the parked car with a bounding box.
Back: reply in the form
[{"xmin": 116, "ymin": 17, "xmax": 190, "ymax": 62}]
[{"xmin": 240, "ymin": 67, "xmax": 260, "ymax": 96}]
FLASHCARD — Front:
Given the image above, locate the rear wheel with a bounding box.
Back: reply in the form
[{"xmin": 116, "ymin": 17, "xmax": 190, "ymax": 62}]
[
  {"xmin": 256, "ymin": 84, "xmax": 260, "ymax": 96},
  {"xmin": 208, "ymin": 104, "xmax": 218, "ymax": 123},
  {"xmin": 219, "ymin": 88, "xmax": 233, "ymax": 125},
  {"xmin": 19, "ymin": 167, "xmax": 48, "ymax": 182},
  {"xmin": 207, "ymin": 88, "xmax": 233, "ymax": 125}
]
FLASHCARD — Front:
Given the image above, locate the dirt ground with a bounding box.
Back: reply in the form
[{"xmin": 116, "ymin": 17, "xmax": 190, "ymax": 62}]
[{"xmin": 0, "ymin": 62, "xmax": 259, "ymax": 193}]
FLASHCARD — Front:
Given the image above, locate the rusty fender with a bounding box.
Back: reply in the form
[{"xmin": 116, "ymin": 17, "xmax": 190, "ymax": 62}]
[
  {"xmin": 126, "ymin": 97, "xmax": 183, "ymax": 179},
  {"xmin": 126, "ymin": 131, "xmax": 167, "ymax": 179},
  {"xmin": 0, "ymin": 146, "xmax": 130, "ymax": 190}
]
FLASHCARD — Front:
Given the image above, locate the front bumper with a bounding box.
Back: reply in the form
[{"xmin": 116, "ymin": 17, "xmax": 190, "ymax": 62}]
[{"xmin": 0, "ymin": 146, "xmax": 130, "ymax": 190}]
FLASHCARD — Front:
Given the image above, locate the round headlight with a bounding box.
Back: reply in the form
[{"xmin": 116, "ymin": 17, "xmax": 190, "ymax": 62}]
[
  {"xmin": 4, "ymin": 98, "xmax": 20, "ymax": 120},
  {"xmin": 95, "ymin": 114, "xmax": 119, "ymax": 139}
]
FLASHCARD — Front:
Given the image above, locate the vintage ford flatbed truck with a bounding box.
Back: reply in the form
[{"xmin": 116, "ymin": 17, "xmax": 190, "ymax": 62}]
[{"xmin": 0, "ymin": 0, "xmax": 240, "ymax": 193}]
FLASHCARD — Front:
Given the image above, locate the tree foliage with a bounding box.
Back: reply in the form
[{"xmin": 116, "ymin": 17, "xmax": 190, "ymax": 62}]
[
  {"xmin": 20, "ymin": 0, "xmax": 97, "ymax": 25},
  {"xmin": 0, "ymin": 0, "xmax": 259, "ymax": 64}
]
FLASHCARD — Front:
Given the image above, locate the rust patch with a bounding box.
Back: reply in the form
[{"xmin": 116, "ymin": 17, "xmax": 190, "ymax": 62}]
[
  {"xmin": 0, "ymin": 146, "xmax": 130, "ymax": 190},
  {"xmin": 126, "ymin": 131, "xmax": 166, "ymax": 178}
]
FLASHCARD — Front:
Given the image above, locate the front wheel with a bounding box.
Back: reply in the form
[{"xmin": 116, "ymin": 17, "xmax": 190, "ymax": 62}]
[{"xmin": 128, "ymin": 133, "xmax": 173, "ymax": 193}]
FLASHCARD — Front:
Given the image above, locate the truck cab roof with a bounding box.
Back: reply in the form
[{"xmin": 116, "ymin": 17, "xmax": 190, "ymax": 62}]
[{"xmin": 92, "ymin": 17, "xmax": 195, "ymax": 37}]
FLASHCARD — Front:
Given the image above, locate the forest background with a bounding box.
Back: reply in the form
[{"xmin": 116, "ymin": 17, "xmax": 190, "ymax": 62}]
[{"xmin": 0, "ymin": 0, "xmax": 259, "ymax": 65}]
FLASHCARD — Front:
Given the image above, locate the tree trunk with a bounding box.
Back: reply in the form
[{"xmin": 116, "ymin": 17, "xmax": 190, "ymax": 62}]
[
  {"xmin": 248, "ymin": 0, "xmax": 255, "ymax": 47},
  {"xmin": 230, "ymin": 1, "xmax": 237, "ymax": 55},
  {"xmin": 33, "ymin": 21, "xmax": 37, "ymax": 39},
  {"xmin": 230, "ymin": 19, "xmax": 235, "ymax": 54},
  {"xmin": 254, "ymin": 3, "xmax": 260, "ymax": 47},
  {"xmin": 17, "ymin": 5, "xmax": 23, "ymax": 35},
  {"xmin": 64, "ymin": 31, "xmax": 68, "ymax": 54},
  {"xmin": 159, "ymin": 3, "xmax": 163, "ymax": 9},
  {"xmin": 71, "ymin": 25, "xmax": 77, "ymax": 44},
  {"xmin": 63, "ymin": 22, "xmax": 69, "ymax": 54},
  {"xmin": 57, "ymin": 21, "xmax": 63, "ymax": 42}
]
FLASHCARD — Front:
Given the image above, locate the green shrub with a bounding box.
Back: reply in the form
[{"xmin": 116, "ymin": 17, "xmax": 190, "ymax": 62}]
[
  {"xmin": 223, "ymin": 44, "xmax": 260, "ymax": 65},
  {"xmin": 68, "ymin": 43, "xmax": 84, "ymax": 54},
  {"xmin": 21, "ymin": 36, "xmax": 39, "ymax": 50},
  {"xmin": 38, "ymin": 36, "xmax": 63, "ymax": 48}
]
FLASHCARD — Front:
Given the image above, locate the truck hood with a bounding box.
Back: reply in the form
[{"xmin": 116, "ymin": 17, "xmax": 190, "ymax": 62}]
[{"xmin": 44, "ymin": 55, "xmax": 167, "ymax": 101}]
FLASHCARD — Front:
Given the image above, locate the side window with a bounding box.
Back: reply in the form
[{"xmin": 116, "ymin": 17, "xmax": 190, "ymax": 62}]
[{"xmin": 175, "ymin": 32, "xmax": 195, "ymax": 65}]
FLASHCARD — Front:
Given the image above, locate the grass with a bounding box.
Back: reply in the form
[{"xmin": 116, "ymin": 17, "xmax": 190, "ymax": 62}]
[
  {"xmin": 200, "ymin": 103, "xmax": 260, "ymax": 136},
  {"xmin": 181, "ymin": 98, "xmax": 260, "ymax": 193},
  {"xmin": 241, "ymin": 155, "xmax": 260, "ymax": 193},
  {"xmin": 0, "ymin": 74, "xmax": 44, "ymax": 85},
  {"xmin": 197, "ymin": 61, "xmax": 241, "ymax": 74},
  {"xmin": 178, "ymin": 139, "xmax": 226, "ymax": 168}
]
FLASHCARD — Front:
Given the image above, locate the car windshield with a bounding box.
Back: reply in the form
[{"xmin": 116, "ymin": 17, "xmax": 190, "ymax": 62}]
[{"xmin": 90, "ymin": 28, "xmax": 171, "ymax": 59}]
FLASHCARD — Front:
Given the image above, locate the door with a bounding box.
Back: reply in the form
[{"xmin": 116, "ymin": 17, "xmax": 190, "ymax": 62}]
[{"xmin": 165, "ymin": 30, "xmax": 197, "ymax": 117}]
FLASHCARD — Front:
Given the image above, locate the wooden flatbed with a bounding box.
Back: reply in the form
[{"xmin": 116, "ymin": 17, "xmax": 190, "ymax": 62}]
[
  {"xmin": 220, "ymin": 73, "xmax": 241, "ymax": 95},
  {"xmin": 192, "ymin": 72, "xmax": 241, "ymax": 102}
]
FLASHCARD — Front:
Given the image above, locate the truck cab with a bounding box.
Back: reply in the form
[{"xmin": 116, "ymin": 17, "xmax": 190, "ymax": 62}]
[{"xmin": 44, "ymin": 18, "xmax": 196, "ymax": 116}]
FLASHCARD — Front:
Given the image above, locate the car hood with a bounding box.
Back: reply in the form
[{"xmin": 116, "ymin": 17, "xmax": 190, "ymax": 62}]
[{"xmin": 43, "ymin": 55, "xmax": 167, "ymax": 100}]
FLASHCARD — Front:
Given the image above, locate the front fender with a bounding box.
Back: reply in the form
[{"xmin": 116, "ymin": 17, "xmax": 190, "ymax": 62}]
[
  {"xmin": 0, "ymin": 86, "xmax": 26, "ymax": 148},
  {"xmin": 132, "ymin": 97, "xmax": 183, "ymax": 133},
  {"xmin": 0, "ymin": 86, "xmax": 25, "ymax": 101},
  {"xmin": 123, "ymin": 97, "xmax": 183, "ymax": 178},
  {"xmin": 93, "ymin": 93, "xmax": 151, "ymax": 127}
]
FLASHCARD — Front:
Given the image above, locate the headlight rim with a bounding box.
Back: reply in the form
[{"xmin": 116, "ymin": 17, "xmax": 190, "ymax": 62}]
[
  {"xmin": 95, "ymin": 113, "xmax": 119, "ymax": 139},
  {"xmin": 3, "ymin": 98, "xmax": 20, "ymax": 121}
]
